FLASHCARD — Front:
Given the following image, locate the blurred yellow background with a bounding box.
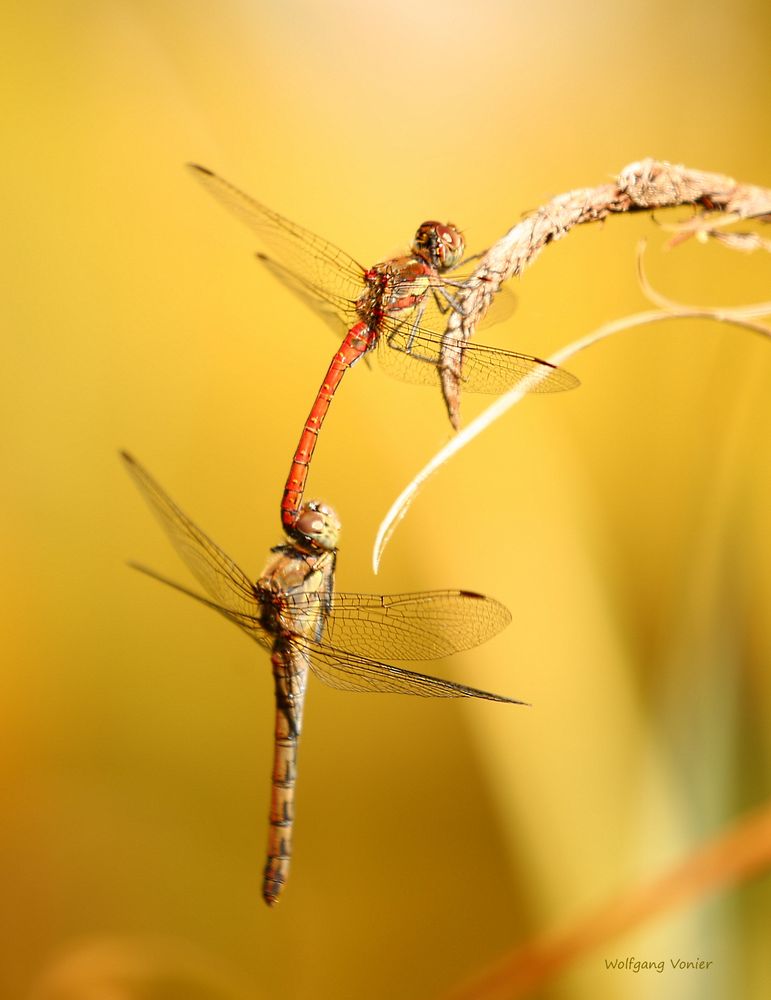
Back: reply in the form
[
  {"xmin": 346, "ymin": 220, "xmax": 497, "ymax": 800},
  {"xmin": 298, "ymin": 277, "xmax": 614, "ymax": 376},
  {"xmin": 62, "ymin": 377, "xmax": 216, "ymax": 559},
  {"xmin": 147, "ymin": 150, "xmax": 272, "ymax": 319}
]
[{"xmin": 2, "ymin": 1, "xmax": 770, "ymax": 998}]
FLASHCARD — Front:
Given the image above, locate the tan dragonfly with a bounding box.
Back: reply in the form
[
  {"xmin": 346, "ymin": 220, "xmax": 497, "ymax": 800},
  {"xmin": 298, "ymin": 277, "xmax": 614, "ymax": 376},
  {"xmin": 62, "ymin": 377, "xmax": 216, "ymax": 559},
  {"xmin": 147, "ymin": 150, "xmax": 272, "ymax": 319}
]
[{"xmin": 122, "ymin": 452, "xmax": 522, "ymax": 905}]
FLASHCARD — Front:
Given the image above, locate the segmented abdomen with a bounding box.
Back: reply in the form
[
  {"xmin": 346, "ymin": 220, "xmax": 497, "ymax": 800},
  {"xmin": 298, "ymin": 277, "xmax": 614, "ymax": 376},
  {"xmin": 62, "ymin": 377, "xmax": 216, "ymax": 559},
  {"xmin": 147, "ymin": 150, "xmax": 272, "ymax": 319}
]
[{"xmin": 262, "ymin": 641, "xmax": 310, "ymax": 906}]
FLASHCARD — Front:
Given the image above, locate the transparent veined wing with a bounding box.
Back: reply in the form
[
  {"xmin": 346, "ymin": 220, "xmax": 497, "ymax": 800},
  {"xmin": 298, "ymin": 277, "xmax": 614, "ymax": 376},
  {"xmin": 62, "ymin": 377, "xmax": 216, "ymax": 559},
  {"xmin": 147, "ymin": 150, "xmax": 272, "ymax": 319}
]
[
  {"xmin": 303, "ymin": 640, "xmax": 525, "ymax": 704},
  {"xmin": 127, "ymin": 567, "xmax": 522, "ymax": 704},
  {"xmin": 128, "ymin": 561, "xmax": 271, "ymax": 652},
  {"xmin": 308, "ymin": 590, "xmax": 512, "ymax": 661},
  {"xmin": 256, "ymin": 252, "xmax": 359, "ymax": 333},
  {"xmin": 188, "ymin": 164, "xmax": 367, "ymax": 306},
  {"xmin": 253, "ymin": 252, "xmax": 577, "ymax": 395},
  {"xmin": 377, "ymin": 323, "xmax": 580, "ymax": 394},
  {"xmin": 121, "ymin": 451, "xmax": 261, "ymax": 621}
]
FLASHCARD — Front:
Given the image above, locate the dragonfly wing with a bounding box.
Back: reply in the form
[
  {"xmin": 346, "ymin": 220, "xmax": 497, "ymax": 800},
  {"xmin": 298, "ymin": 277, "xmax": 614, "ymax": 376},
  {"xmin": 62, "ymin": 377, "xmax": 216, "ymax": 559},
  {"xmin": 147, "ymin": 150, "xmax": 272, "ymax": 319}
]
[
  {"xmin": 304, "ymin": 641, "xmax": 525, "ymax": 704},
  {"xmin": 189, "ymin": 164, "xmax": 367, "ymax": 306},
  {"xmin": 285, "ymin": 590, "xmax": 511, "ymax": 661},
  {"xmin": 127, "ymin": 568, "xmax": 519, "ymax": 700},
  {"xmin": 378, "ymin": 323, "xmax": 580, "ymax": 395},
  {"xmin": 129, "ymin": 562, "xmax": 272, "ymax": 651},
  {"xmin": 121, "ymin": 452, "xmax": 260, "ymax": 619},
  {"xmin": 477, "ymin": 284, "xmax": 517, "ymax": 329},
  {"xmin": 256, "ymin": 253, "xmax": 359, "ymax": 333}
]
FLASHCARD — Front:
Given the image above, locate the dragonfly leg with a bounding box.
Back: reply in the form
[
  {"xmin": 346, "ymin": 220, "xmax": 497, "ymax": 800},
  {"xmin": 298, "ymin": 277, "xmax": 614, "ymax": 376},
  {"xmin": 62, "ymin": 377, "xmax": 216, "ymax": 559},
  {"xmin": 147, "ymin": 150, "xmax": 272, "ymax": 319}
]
[
  {"xmin": 384, "ymin": 302, "xmax": 432, "ymax": 359},
  {"xmin": 384, "ymin": 304, "xmax": 447, "ymax": 367},
  {"xmin": 432, "ymin": 284, "xmax": 466, "ymax": 313}
]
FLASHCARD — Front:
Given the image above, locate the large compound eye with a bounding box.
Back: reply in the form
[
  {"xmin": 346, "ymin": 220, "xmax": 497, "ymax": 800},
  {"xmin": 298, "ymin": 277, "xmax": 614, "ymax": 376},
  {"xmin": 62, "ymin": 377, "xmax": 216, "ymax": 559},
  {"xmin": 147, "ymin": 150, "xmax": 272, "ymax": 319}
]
[
  {"xmin": 292, "ymin": 500, "xmax": 341, "ymax": 551},
  {"xmin": 412, "ymin": 222, "xmax": 465, "ymax": 271},
  {"xmin": 437, "ymin": 223, "xmax": 465, "ymax": 269}
]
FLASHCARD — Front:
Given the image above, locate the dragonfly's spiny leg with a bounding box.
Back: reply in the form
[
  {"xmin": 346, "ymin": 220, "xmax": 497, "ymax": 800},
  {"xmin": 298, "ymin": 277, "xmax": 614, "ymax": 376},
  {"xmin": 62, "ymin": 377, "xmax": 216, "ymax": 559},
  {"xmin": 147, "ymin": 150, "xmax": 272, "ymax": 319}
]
[
  {"xmin": 399, "ymin": 300, "xmax": 427, "ymax": 356},
  {"xmin": 432, "ymin": 284, "xmax": 466, "ymax": 313}
]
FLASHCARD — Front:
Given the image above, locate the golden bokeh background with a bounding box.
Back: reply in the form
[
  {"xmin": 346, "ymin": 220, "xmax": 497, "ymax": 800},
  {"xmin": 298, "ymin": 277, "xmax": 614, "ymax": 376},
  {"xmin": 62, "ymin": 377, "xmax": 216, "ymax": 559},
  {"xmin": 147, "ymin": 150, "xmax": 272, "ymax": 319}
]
[{"xmin": 3, "ymin": 1, "xmax": 770, "ymax": 997}]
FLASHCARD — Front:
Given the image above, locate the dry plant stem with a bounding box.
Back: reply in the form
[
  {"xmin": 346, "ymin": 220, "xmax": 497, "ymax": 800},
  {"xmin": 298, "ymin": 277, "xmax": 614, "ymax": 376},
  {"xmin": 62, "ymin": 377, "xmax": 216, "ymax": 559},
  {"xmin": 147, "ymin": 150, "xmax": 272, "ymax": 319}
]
[
  {"xmin": 440, "ymin": 158, "xmax": 771, "ymax": 427},
  {"xmin": 440, "ymin": 801, "xmax": 771, "ymax": 1000},
  {"xmin": 372, "ymin": 247, "xmax": 771, "ymax": 572},
  {"xmin": 373, "ymin": 308, "xmax": 770, "ymax": 572}
]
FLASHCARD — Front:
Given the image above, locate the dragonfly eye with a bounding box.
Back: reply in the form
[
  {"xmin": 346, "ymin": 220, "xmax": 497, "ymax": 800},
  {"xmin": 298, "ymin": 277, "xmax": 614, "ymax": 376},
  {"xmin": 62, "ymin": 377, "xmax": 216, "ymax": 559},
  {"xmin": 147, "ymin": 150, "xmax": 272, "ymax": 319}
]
[
  {"xmin": 291, "ymin": 500, "xmax": 341, "ymax": 551},
  {"xmin": 412, "ymin": 222, "xmax": 465, "ymax": 271}
]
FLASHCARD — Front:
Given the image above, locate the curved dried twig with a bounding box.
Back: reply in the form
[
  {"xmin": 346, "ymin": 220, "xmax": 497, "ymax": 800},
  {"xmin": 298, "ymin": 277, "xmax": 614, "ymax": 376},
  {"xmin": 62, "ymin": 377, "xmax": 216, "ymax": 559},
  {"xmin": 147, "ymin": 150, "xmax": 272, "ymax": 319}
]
[{"xmin": 439, "ymin": 157, "xmax": 771, "ymax": 428}]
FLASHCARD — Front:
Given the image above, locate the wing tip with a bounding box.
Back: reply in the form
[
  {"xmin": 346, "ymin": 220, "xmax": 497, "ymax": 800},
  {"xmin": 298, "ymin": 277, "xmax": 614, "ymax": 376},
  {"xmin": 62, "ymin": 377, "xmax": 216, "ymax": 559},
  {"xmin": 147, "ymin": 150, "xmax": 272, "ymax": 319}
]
[
  {"xmin": 457, "ymin": 590, "xmax": 513, "ymax": 629},
  {"xmin": 530, "ymin": 357, "xmax": 580, "ymax": 392},
  {"xmin": 554, "ymin": 368, "xmax": 581, "ymax": 391},
  {"xmin": 187, "ymin": 162, "xmax": 213, "ymax": 177}
]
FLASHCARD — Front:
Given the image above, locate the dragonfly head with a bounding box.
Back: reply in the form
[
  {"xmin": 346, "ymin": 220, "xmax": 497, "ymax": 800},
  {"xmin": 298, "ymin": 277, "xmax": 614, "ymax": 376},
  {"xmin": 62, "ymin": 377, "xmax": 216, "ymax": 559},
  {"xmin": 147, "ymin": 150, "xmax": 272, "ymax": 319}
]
[
  {"xmin": 412, "ymin": 222, "xmax": 465, "ymax": 272},
  {"xmin": 289, "ymin": 500, "xmax": 341, "ymax": 552}
]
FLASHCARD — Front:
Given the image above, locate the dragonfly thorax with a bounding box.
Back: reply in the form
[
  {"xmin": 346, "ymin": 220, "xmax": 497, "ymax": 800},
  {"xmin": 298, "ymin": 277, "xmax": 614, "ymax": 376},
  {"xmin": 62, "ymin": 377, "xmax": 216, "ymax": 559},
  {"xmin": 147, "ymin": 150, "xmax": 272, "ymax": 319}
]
[
  {"xmin": 412, "ymin": 222, "xmax": 464, "ymax": 272},
  {"xmin": 358, "ymin": 257, "xmax": 433, "ymax": 326}
]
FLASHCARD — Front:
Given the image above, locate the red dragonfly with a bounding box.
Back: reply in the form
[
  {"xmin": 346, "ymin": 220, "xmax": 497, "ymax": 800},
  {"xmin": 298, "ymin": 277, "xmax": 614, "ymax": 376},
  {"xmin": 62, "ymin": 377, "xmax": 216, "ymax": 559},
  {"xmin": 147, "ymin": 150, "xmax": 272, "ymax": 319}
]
[
  {"xmin": 189, "ymin": 165, "xmax": 579, "ymax": 544},
  {"xmin": 122, "ymin": 452, "xmax": 521, "ymax": 906}
]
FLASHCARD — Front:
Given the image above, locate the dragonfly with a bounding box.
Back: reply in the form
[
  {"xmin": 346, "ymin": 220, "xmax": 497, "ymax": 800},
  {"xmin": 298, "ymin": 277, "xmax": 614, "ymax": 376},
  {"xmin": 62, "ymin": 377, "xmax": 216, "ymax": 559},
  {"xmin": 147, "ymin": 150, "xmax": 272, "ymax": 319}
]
[
  {"xmin": 122, "ymin": 452, "xmax": 522, "ymax": 906},
  {"xmin": 188, "ymin": 165, "xmax": 579, "ymax": 544}
]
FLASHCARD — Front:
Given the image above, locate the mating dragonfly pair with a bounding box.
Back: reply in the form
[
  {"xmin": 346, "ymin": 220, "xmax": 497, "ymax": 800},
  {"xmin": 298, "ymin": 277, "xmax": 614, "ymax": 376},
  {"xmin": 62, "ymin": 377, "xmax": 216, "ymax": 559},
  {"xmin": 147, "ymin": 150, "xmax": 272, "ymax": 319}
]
[{"xmin": 125, "ymin": 168, "xmax": 578, "ymax": 904}]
